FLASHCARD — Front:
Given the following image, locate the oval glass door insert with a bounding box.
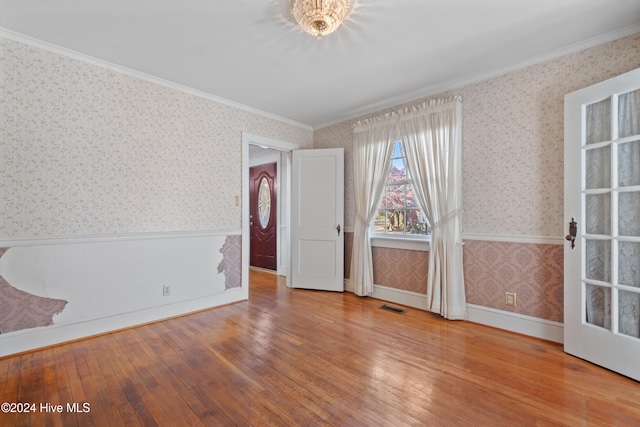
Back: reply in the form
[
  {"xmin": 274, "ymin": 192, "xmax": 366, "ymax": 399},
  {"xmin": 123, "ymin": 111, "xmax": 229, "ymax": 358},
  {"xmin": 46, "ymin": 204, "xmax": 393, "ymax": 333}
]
[{"xmin": 258, "ymin": 177, "xmax": 271, "ymax": 228}]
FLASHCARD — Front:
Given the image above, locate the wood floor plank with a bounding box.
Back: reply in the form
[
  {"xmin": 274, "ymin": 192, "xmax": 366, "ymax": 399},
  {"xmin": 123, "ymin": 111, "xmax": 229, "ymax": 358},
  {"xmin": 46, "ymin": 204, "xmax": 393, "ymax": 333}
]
[
  {"xmin": 82, "ymin": 339, "xmax": 131, "ymax": 427},
  {"xmin": 1, "ymin": 269, "xmax": 640, "ymax": 426}
]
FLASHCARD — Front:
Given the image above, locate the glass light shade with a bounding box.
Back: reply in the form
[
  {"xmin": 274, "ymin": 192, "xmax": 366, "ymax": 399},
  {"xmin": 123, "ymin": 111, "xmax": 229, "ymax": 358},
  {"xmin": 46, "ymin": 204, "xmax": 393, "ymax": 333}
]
[{"xmin": 291, "ymin": 0, "xmax": 351, "ymax": 38}]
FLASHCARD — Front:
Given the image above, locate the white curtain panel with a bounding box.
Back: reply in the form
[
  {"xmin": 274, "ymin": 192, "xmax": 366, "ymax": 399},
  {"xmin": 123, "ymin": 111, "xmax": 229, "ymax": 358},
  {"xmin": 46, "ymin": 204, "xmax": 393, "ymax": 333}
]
[
  {"xmin": 350, "ymin": 115, "xmax": 395, "ymax": 296},
  {"xmin": 398, "ymin": 97, "xmax": 466, "ymax": 319}
]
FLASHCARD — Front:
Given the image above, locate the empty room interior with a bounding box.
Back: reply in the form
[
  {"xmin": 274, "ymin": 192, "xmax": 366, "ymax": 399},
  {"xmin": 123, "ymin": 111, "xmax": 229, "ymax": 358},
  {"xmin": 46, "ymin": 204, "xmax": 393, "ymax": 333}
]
[{"xmin": 2, "ymin": 1, "xmax": 640, "ymax": 425}]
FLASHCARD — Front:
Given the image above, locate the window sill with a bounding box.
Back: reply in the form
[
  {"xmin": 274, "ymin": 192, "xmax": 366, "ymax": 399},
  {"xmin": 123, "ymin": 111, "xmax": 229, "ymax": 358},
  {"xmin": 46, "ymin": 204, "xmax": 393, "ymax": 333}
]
[{"xmin": 370, "ymin": 235, "xmax": 430, "ymax": 252}]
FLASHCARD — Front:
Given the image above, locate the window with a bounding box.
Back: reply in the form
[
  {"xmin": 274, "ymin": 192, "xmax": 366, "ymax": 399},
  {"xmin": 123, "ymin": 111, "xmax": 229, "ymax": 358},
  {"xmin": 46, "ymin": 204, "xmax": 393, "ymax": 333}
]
[{"xmin": 372, "ymin": 140, "xmax": 430, "ymax": 237}]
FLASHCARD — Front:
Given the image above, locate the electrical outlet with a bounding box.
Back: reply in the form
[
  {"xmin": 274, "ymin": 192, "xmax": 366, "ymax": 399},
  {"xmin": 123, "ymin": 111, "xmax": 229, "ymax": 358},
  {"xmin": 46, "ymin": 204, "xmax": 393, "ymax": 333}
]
[
  {"xmin": 505, "ymin": 292, "xmax": 516, "ymax": 307},
  {"xmin": 235, "ymin": 195, "xmax": 240, "ymax": 206},
  {"xmin": 163, "ymin": 285, "xmax": 172, "ymax": 296}
]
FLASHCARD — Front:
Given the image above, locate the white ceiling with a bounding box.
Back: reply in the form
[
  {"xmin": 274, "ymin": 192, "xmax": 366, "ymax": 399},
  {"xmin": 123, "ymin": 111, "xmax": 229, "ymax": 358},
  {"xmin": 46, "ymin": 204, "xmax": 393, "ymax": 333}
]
[{"xmin": 2, "ymin": 0, "xmax": 640, "ymax": 128}]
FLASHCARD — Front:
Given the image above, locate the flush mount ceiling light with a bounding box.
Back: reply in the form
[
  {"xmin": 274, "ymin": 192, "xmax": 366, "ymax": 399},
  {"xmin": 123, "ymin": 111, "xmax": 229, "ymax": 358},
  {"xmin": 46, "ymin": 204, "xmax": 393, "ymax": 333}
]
[{"xmin": 291, "ymin": 0, "xmax": 352, "ymax": 38}]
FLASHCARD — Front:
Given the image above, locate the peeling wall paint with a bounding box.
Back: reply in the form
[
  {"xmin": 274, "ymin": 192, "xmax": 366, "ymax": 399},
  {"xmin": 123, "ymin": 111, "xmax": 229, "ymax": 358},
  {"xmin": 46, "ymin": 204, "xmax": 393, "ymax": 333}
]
[
  {"xmin": 218, "ymin": 235, "xmax": 242, "ymax": 290},
  {"xmin": 0, "ymin": 248, "xmax": 68, "ymax": 334}
]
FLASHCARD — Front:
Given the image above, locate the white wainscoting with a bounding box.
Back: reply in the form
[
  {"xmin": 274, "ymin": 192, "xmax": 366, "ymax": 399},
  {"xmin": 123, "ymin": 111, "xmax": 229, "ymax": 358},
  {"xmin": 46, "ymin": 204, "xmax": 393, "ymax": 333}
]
[
  {"xmin": 344, "ymin": 279, "xmax": 563, "ymax": 343},
  {"xmin": 0, "ymin": 230, "xmax": 244, "ymax": 357}
]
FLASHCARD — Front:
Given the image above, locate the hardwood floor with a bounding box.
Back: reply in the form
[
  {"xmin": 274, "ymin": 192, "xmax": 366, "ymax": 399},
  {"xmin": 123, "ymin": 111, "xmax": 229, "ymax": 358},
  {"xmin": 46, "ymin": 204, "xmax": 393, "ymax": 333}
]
[{"xmin": 1, "ymin": 269, "xmax": 639, "ymax": 426}]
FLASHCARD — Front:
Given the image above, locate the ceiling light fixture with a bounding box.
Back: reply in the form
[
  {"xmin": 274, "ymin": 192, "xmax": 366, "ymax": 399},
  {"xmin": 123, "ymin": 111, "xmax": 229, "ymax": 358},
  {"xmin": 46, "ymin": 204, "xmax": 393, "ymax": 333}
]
[{"xmin": 291, "ymin": 0, "xmax": 352, "ymax": 39}]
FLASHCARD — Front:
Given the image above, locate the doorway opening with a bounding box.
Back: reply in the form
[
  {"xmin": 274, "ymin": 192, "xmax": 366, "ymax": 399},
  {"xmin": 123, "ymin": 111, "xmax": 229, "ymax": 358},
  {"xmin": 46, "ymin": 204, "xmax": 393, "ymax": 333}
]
[{"xmin": 242, "ymin": 133, "xmax": 299, "ymax": 292}]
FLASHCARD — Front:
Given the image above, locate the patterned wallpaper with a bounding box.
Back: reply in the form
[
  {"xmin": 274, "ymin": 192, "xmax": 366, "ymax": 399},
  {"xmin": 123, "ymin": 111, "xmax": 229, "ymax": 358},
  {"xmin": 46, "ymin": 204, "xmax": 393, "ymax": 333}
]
[
  {"xmin": 314, "ymin": 33, "xmax": 640, "ymax": 237},
  {"xmin": 0, "ymin": 36, "xmax": 312, "ymax": 238},
  {"xmin": 463, "ymin": 240, "xmax": 564, "ymax": 322},
  {"xmin": 344, "ymin": 233, "xmax": 428, "ymax": 294},
  {"xmin": 330, "ymin": 35, "xmax": 640, "ymax": 324},
  {"xmin": 314, "ymin": 120, "xmax": 356, "ymax": 231},
  {"xmin": 344, "ymin": 233, "xmax": 564, "ymax": 322}
]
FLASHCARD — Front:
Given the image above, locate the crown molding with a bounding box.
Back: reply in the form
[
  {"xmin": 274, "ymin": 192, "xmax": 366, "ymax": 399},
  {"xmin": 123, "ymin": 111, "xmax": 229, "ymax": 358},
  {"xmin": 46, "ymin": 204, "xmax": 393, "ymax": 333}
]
[
  {"xmin": 313, "ymin": 24, "xmax": 640, "ymax": 130},
  {"xmin": 0, "ymin": 28, "xmax": 313, "ymax": 131}
]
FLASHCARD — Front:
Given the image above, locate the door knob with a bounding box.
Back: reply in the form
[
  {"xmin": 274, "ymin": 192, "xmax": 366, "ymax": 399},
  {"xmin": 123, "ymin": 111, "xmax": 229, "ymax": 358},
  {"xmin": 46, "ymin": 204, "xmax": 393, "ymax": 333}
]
[
  {"xmin": 336, "ymin": 224, "xmax": 341, "ymax": 236},
  {"xmin": 566, "ymin": 217, "xmax": 577, "ymax": 249}
]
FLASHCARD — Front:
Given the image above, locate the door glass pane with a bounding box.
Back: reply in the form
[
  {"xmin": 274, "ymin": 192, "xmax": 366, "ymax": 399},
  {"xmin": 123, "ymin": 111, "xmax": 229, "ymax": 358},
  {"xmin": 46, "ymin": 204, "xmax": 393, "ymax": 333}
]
[
  {"xmin": 619, "ymin": 192, "xmax": 640, "ymax": 237},
  {"xmin": 586, "ymin": 98, "xmax": 611, "ymax": 144},
  {"xmin": 585, "ymin": 193, "xmax": 611, "ymax": 235},
  {"xmin": 258, "ymin": 177, "xmax": 271, "ymax": 228},
  {"xmin": 618, "ymin": 89, "xmax": 640, "ymax": 138},
  {"xmin": 585, "ymin": 284, "xmax": 611, "ymax": 329},
  {"xmin": 585, "ymin": 146, "xmax": 611, "ymax": 189},
  {"xmin": 619, "ymin": 241, "xmax": 640, "ymax": 288},
  {"xmin": 619, "ymin": 141, "xmax": 640, "ymax": 187},
  {"xmin": 619, "ymin": 290, "xmax": 640, "ymax": 338},
  {"xmin": 585, "ymin": 239, "xmax": 611, "ymax": 282}
]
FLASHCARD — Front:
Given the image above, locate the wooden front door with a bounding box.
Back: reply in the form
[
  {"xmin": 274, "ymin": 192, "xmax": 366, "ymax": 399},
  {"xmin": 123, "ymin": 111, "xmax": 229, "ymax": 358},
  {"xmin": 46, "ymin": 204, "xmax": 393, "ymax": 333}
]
[{"xmin": 250, "ymin": 163, "xmax": 277, "ymax": 271}]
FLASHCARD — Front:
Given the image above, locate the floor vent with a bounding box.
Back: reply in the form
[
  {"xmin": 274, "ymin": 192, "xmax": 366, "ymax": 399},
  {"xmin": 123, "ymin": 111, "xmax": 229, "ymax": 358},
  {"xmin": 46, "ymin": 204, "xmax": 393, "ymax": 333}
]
[{"xmin": 379, "ymin": 304, "xmax": 406, "ymax": 314}]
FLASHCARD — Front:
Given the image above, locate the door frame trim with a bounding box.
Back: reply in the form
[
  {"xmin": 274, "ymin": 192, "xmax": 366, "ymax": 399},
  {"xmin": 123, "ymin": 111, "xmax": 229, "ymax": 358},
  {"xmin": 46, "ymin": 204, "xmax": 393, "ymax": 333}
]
[{"xmin": 242, "ymin": 133, "xmax": 299, "ymax": 292}]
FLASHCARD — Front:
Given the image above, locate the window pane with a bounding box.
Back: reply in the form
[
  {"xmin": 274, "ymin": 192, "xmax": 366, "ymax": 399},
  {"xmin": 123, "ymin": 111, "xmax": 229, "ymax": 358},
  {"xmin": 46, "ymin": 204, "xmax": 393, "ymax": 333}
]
[
  {"xmin": 406, "ymin": 184, "xmax": 418, "ymax": 209},
  {"xmin": 372, "ymin": 140, "xmax": 430, "ymax": 237},
  {"xmin": 381, "ymin": 210, "xmax": 404, "ymax": 234},
  {"xmin": 392, "ymin": 140, "xmax": 404, "ymax": 158},
  {"xmin": 386, "ymin": 184, "xmax": 405, "ymax": 209},
  {"xmin": 406, "ymin": 209, "xmax": 429, "ymax": 235},
  {"xmin": 379, "ymin": 188, "xmax": 388, "ymax": 209},
  {"xmin": 388, "ymin": 158, "xmax": 407, "ymax": 182},
  {"xmin": 373, "ymin": 210, "xmax": 387, "ymax": 233}
]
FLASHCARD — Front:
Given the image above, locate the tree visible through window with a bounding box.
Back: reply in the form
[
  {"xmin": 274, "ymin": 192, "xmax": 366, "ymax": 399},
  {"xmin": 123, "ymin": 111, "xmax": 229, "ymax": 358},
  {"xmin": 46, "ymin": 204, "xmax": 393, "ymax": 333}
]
[{"xmin": 373, "ymin": 140, "xmax": 430, "ymax": 236}]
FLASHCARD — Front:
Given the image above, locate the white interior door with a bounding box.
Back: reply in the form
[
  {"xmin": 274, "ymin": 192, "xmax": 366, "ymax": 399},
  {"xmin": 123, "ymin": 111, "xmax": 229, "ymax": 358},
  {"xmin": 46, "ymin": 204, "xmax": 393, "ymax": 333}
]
[
  {"xmin": 291, "ymin": 148, "xmax": 344, "ymax": 291},
  {"xmin": 564, "ymin": 67, "xmax": 640, "ymax": 381}
]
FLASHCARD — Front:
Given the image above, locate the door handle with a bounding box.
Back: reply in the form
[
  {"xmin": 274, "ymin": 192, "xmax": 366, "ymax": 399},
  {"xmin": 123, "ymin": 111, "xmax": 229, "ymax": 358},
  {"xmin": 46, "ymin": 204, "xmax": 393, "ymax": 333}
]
[
  {"xmin": 565, "ymin": 217, "xmax": 577, "ymax": 249},
  {"xmin": 337, "ymin": 224, "xmax": 341, "ymax": 236}
]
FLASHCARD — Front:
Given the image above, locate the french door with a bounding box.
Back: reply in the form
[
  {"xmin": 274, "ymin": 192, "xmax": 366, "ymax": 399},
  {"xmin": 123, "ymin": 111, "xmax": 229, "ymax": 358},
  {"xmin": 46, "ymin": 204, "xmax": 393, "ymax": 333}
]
[{"xmin": 564, "ymin": 67, "xmax": 640, "ymax": 381}]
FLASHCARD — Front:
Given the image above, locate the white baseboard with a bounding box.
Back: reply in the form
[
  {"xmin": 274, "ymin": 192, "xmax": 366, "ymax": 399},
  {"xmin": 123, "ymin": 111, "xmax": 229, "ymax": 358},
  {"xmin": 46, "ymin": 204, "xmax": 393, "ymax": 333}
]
[
  {"xmin": 466, "ymin": 304, "xmax": 563, "ymax": 343},
  {"xmin": 344, "ymin": 279, "xmax": 563, "ymax": 343},
  {"xmin": 372, "ymin": 284, "xmax": 430, "ymax": 311},
  {"xmin": 0, "ymin": 289, "xmax": 246, "ymax": 357}
]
